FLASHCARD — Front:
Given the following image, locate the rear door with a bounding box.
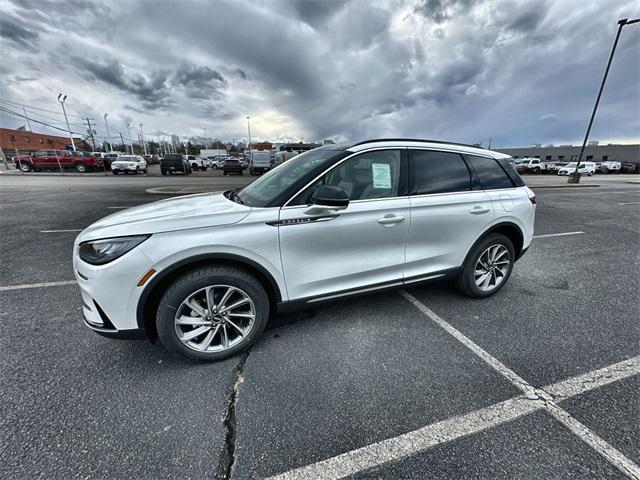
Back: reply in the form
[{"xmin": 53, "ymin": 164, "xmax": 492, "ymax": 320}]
[
  {"xmin": 404, "ymin": 149, "xmax": 494, "ymax": 280},
  {"xmin": 278, "ymin": 149, "xmax": 410, "ymax": 301}
]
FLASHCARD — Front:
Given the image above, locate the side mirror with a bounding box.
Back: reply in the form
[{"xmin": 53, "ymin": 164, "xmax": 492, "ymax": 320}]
[{"xmin": 305, "ymin": 185, "xmax": 349, "ymax": 214}]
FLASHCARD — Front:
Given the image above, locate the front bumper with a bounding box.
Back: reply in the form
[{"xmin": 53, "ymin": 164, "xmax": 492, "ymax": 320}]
[{"xmin": 74, "ymin": 244, "xmax": 155, "ymax": 336}]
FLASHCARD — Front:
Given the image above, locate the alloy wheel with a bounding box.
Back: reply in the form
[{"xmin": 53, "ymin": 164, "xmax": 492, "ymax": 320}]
[
  {"xmin": 474, "ymin": 244, "xmax": 511, "ymax": 292},
  {"xmin": 174, "ymin": 285, "xmax": 256, "ymax": 352}
]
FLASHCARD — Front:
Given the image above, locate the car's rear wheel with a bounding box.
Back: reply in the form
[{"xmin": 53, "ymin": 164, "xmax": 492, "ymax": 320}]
[
  {"xmin": 75, "ymin": 162, "xmax": 87, "ymax": 173},
  {"xmin": 20, "ymin": 163, "xmax": 32, "ymax": 172},
  {"xmin": 156, "ymin": 266, "xmax": 269, "ymax": 361},
  {"xmin": 457, "ymin": 233, "xmax": 515, "ymax": 298},
  {"xmin": 113, "ymin": 171, "xmax": 119, "ymax": 175}
]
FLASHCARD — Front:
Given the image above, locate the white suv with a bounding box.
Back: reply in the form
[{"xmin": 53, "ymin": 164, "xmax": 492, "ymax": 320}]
[
  {"xmin": 74, "ymin": 139, "xmax": 535, "ymax": 360},
  {"xmin": 557, "ymin": 161, "xmax": 596, "ymax": 176}
]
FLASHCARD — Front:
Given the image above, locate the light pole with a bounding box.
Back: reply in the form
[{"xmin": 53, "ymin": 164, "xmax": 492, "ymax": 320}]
[
  {"xmin": 569, "ymin": 17, "xmax": 640, "ymax": 184},
  {"xmin": 139, "ymin": 123, "xmax": 148, "ymax": 155},
  {"xmin": 57, "ymin": 94, "xmax": 76, "ymax": 151},
  {"xmin": 126, "ymin": 123, "xmax": 133, "ymax": 154},
  {"xmin": 103, "ymin": 113, "xmax": 112, "ymax": 152},
  {"xmin": 246, "ymin": 116, "xmax": 252, "ymax": 162}
]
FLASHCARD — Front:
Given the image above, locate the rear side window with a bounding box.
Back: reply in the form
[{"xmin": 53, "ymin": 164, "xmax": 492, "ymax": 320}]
[
  {"xmin": 409, "ymin": 150, "xmax": 471, "ymax": 195},
  {"xmin": 466, "ymin": 155, "xmax": 515, "ymax": 189}
]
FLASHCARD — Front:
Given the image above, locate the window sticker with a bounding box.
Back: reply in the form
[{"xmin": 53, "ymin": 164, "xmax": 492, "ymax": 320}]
[{"xmin": 372, "ymin": 163, "xmax": 391, "ymax": 189}]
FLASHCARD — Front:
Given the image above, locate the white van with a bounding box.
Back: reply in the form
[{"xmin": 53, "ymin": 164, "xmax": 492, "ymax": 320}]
[
  {"xmin": 249, "ymin": 151, "xmax": 272, "ymax": 175},
  {"xmin": 273, "ymin": 150, "xmax": 298, "ymax": 166},
  {"xmin": 557, "ymin": 162, "xmax": 596, "ymax": 176}
]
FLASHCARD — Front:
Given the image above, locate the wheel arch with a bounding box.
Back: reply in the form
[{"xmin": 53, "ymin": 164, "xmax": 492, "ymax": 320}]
[
  {"xmin": 136, "ymin": 253, "xmax": 282, "ymax": 340},
  {"xmin": 466, "ymin": 221, "xmax": 525, "ymax": 265}
]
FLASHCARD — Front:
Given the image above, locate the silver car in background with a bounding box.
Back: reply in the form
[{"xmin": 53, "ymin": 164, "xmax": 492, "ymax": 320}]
[{"xmin": 73, "ymin": 139, "xmax": 535, "ymax": 361}]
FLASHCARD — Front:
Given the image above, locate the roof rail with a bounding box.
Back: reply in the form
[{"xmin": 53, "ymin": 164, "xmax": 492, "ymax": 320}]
[{"xmin": 350, "ymin": 138, "xmax": 485, "ymax": 150}]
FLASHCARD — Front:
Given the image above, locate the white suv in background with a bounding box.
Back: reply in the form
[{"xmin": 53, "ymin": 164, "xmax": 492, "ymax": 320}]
[
  {"xmin": 74, "ymin": 139, "xmax": 535, "ymax": 361},
  {"xmin": 111, "ymin": 155, "xmax": 147, "ymax": 175}
]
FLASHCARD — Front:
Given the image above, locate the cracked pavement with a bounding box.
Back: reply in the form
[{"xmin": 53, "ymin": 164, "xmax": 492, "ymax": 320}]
[{"xmin": 1, "ymin": 173, "xmax": 638, "ymax": 478}]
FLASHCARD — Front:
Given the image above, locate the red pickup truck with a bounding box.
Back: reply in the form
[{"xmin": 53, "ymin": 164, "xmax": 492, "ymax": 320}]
[{"xmin": 13, "ymin": 150, "xmax": 103, "ymax": 173}]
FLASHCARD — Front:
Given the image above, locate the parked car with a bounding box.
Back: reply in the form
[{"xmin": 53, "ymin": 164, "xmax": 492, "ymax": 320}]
[
  {"xmin": 143, "ymin": 154, "xmax": 160, "ymax": 165},
  {"xmin": 223, "ymin": 158, "xmax": 243, "ymax": 175},
  {"xmin": 160, "ymin": 153, "xmax": 192, "ymax": 175},
  {"xmin": 73, "ymin": 138, "xmax": 535, "ymax": 361},
  {"xmin": 600, "ymin": 161, "xmax": 621, "ymax": 173},
  {"xmin": 103, "ymin": 152, "xmax": 121, "ymax": 169},
  {"xmin": 111, "ymin": 155, "xmax": 148, "ymax": 175},
  {"xmin": 188, "ymin": 155, "xmax": 210, "ymax": 171},
  {"xmin": 620, "ymin": 162, "xmax": 640, "ymax": 174},
  {"xmin": 249, "ymin": 151, "xmax": 272, "ymax": 175},
  {"xmin": 557, "ymin": 162, "xmax": 596, "ymax": 176},
  {"xmin": 14, "ymin": 150, "xmax": 102, "ymax": 173}
]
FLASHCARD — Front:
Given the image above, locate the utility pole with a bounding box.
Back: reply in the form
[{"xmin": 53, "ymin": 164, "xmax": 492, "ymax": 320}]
[
  {"xmin": 57, "ymin": 93, "xmax": 76, "ymax": 151},
  {"xmin": 569, "ymin": 17, "xmax": 640, "ymax": 184},
  {"xmin": 104, "ymin": 113, "xmax": 112, "ymax": 152},
  {"xmin": 23, "ymin": 107, "xmax": 33, "ymax": 131},
  {"xmin": 246, "ymin": 116, "xmax": 252, "ymax": 162},
  {"xmin": 488, "ymin": 138, "xmax": 493, "ymax": 149},
  {"xmin": 84, "ymin": 117, "xmax": 96, "ymax": 151},
  {"xmin": 126, "ymin": 123, "xmax": 134, "ymax": 154},
  {"xmin": 203, "ymin": 127, "xmax": 208, "ymax": 149},
  {"xmin": 139, "ymin": 123, "xmax": 148, "ymax": 155},
  {"xmin": 119, "ymin": 132, "xmax": 126, "ymax": 152}
]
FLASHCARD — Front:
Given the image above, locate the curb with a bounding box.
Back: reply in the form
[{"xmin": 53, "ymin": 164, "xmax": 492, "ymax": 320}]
[
  {"xmin": 146, "ymin": 186, "xmax": 212, "ymax": 195},
  {"xmin": 527, "ymin": 184, "xmax": 599, "ymax": 189}
]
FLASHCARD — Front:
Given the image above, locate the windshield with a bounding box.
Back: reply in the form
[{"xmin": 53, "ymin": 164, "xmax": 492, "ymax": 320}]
[
  {"xmin": 237, "ymin": 148, "xmax": 346, "ymax": 207},
  {"xmin": 118, "ymin": 156, "xmax": 138, "ymax": 161}
]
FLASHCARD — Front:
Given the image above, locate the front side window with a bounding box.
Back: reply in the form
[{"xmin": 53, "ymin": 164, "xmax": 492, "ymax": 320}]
[
  {"xmin": 294, "ymin": 150, "xmax": 402, "ymax": 204},
  {"xmin": 409, "ymin": 150, "xmax": 471, "ymax": 195},
  {"xmin": 467, "ymin": 155, "xmax": 515, "ymax": 190}
]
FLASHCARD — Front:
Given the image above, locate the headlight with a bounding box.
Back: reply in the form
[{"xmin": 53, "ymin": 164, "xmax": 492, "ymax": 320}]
[{"xmin": 79, "ymin": 235, "xmax": 150, "ymax": 265}]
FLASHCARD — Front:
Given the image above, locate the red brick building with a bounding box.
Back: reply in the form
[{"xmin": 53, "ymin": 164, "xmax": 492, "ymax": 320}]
[{"xmin": 0, "ymin": 127, "xmax": 89, "ymax": 153}]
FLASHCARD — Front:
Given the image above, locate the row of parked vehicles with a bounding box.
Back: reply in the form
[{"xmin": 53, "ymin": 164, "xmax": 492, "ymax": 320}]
[{"xmin": 513, "ymin": 157, "xmax": 639, "ymax": 175}]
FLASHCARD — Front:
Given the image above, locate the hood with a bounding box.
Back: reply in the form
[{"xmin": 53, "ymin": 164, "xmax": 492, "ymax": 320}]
[{"xmin": 76, "ymin": 191, "xmax": 251, "ymax": 243}]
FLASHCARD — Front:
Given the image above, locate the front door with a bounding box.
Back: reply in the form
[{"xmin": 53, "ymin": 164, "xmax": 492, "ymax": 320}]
[{"xmin": 278, "ymin": 149, "xmax": 410, "ymax": 301}]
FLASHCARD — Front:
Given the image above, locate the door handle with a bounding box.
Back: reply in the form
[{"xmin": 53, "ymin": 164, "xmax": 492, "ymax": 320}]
[
  {"xmin": 469, "ymin": 207, "xmax": 490, "ymax": 215},
  {"xmin": 377, "ymin": 214, "xmax": 405, "ymax": 225}
]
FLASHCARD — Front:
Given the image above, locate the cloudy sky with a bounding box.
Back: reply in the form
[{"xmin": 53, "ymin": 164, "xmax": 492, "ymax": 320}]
[{"xmin": 1, "ymin": 0, "xmax": 639, "ymax": 147}]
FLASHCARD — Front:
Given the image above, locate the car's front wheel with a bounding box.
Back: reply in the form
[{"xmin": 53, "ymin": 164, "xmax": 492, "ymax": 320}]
[
  {"xmin": 156, "ymin": 266, "xmax": 269, "ymax": 361},
  {"xmin": 456, "ymin": 233, "xmax": 515, "ymax": 298}
]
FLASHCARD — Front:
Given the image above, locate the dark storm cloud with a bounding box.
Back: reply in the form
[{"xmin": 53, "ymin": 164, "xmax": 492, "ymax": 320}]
[
  {"xmin": 173, "ymin": 64, "xmax": 227, "ymax": 100},
  {"xmin": 0, "ymin": 14, "xmax": 39, "ymax": 50},
  {"xmin": 287, "ymin": 0, "xmax": 350, "ymax": 25},
  {"xmin": 71, "ymin": 57, "xmax": 173, "ymax": 109}
]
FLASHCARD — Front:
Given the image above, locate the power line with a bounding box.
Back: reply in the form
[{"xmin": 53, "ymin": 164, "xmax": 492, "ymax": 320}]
[
  {"xmin": 0, "ymin": 106, "xmax": 83, "ymax": 135},
  {"xmin": 0, "ymin": 96, "xmax": 85, "ymax": 118}
]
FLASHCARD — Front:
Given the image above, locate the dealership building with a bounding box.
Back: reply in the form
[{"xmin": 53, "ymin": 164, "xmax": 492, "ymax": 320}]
[
  {"xmin": 494, "ymin": 143, "xmax": 640, "ymax": 163},
  {"xmin": 0, "ymin": 127, "xmax": 89, "ymax": 153}
]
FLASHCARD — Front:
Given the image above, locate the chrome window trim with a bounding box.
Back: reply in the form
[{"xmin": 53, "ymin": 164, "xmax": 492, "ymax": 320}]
[{"xmin": 282, "ymin": 147, "xmax": 406, "ymax": 208}]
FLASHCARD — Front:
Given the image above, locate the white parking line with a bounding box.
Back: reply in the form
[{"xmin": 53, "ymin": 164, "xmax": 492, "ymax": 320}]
[
  {"xmin": 268, "ymin": 295, "xmax": 640, "ymax": 480},
  {"xmin": 0, "ymin": 280, "xmax": 77, "ymax": 291},
  {"xmin": 107, "ymin": 206, "xmax": 132, "ymax": 209},
  {"xmin": 40, "ymin": 229, "xmax": 82, "ymax": 233},
  {"xmin": 618, "ymin": 201, "xmax": 640, "ymax": 205},
  {"xmin": 533, "ymin": 231, "xmax": 585, "ymax": 239}
]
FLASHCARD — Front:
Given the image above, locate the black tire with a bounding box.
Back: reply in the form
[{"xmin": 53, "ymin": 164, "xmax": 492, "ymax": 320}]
[
  {"xmin": 135, "ymin": 167, "xmax": 140, "ymax": 174},
  {"xmin": 456, "ymin": 233, "xmax": 515, "ymax": 298},
  {"xmin": 113, "ymin": 171, "xmax": 119, "ymax": 175},
  {"xmin": 156, "ymin": 266, "xmax": 269, "ymax": 361},
  {"xmin": 20, "ymin": 163, "xmax": 32, "ymax": 172},
  {"xmin": 75, "ymin": 162, "xmax": 87, "ymax": 173},
  {"xmin": 161, "ymin": 170, "xmax": 167, "ymax": 175}
]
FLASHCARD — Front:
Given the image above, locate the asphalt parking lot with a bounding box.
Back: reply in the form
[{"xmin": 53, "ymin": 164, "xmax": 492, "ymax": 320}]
[{"xmin": 1, "ymin": 171, "xmax": 638, "ymax": 479}]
